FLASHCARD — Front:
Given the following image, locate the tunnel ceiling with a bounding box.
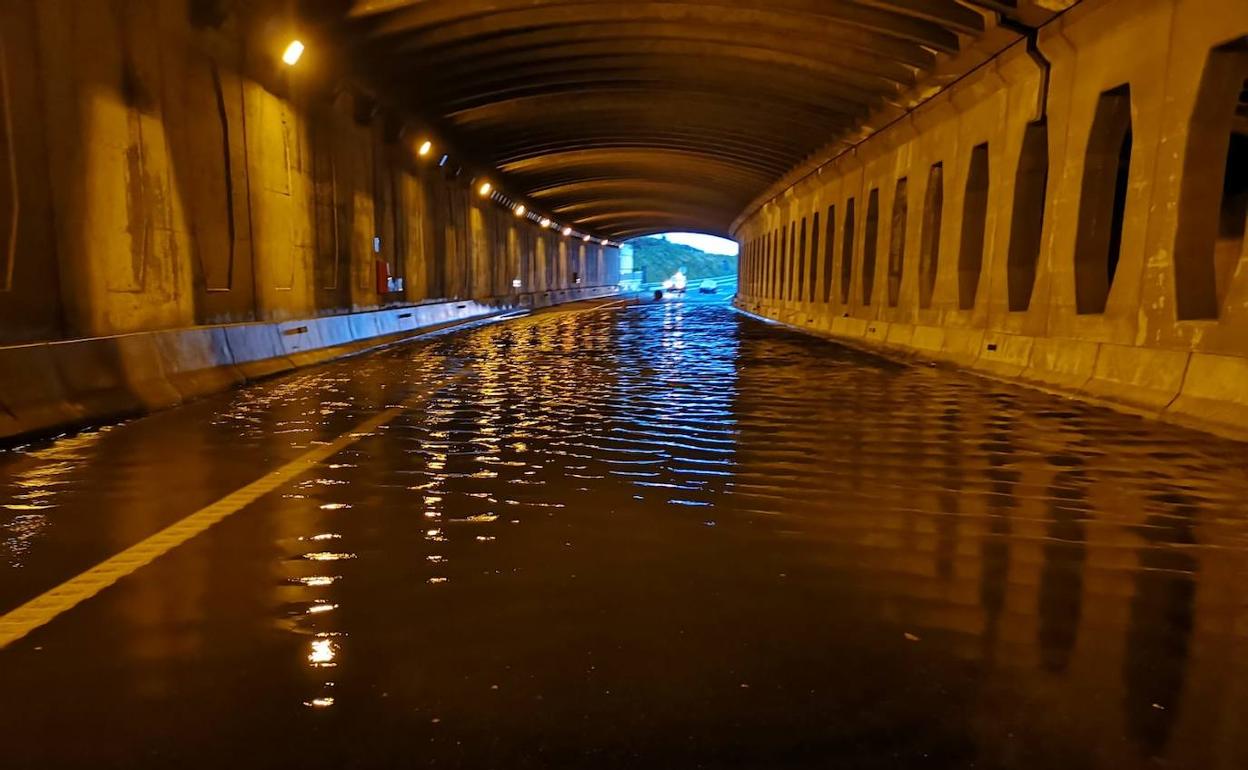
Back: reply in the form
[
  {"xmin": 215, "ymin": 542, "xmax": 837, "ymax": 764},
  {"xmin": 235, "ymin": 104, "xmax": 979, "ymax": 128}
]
[{"xmin": 317, "ymin": 1, "xmax": 1053, "ymax": 240}]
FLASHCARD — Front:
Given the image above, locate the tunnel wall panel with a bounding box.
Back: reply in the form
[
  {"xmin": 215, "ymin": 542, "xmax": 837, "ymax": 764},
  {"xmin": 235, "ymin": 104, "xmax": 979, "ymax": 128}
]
[
  {"xmin": 0, "ymin": 1, "xmax": 63, "ymax": 344},
  {"xmin": 0, "ymin": 0, "xmax": 622, "ymax": 441},
  {"xmin": 0, "ymin": 0, "xmax": 619, "ymax": 347},
  {"xmin": 735, "ymin": 0, "xmax": 1248, "ymax": 441}
]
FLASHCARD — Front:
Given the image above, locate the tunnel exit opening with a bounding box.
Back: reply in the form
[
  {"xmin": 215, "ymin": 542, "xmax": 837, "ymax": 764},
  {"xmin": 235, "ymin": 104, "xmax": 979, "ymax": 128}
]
[{"xmin": 621, "ymin": 233, "xmax": 738, "ymax": 296}]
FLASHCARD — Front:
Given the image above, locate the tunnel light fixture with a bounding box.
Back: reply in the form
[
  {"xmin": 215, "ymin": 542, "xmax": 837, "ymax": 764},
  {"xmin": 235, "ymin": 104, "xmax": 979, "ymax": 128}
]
[
  {"xmin": 514, "ymin": 205, "xmax": 526, "ymax": 217},
  {"xmin": 539, "ymin": 217, "xmax": 551, "ymax": 228},
  {"xmin": 583, "ymin": 234, "xmax": 591, "ymax": 242},
  {"xmin": 418, "ymin": 140, "xmax": 433, "ymax": 157},
  {"xmin": 562, "ymin": 226, "xmax": 573, "ymax": 237},
  {"xmin": 282, "ymin": 40, "xmax": 305, "ymax": 66},
  {"xmin": 478, "ymin": 181, "xmax": 493, "ymax": 197}
]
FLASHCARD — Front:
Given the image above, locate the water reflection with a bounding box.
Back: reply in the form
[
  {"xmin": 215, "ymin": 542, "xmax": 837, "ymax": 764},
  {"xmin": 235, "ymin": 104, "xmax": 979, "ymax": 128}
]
[
  {"xmin": 979, "ymin": 401, "xmax": 1020, "ymax": 664},
  {"xmin": 1, "ymin": 300, "xmax": 1247, "ymax": 769},
  {"xmin": 1124, "ymin": 485, "xmax": 1198, "ymax": 758},
  {"xmin": 0, "ymin": 430, "xmax": 107, "ymax": 566},
  {"xmin": 1037, "ymin": 452, "xmax": 1089, "ymax": 674}
]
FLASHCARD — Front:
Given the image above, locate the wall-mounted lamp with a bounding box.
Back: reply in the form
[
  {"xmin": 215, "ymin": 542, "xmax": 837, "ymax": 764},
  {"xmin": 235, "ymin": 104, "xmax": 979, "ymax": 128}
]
[
  {"xmin": 562, "ymin": 226, "xmax": 572, "ymax": 237},
  {"xmin": 418, "ymin": 140, "xmax": 433, "ymax": 157},
  {"xmin": 478, "ymin": 181, "xmax": 493, "ymax": 197},
  {"xmin": 539, "ymin": 218, "xmax": 551, "ymax": 228},
  {"xmin": 282, "ymin": 40, "xmax": 305, "ymax": 66},
  {"xmin": 515, "ymin": 205, "xmax": 527, "ymax": 217}
]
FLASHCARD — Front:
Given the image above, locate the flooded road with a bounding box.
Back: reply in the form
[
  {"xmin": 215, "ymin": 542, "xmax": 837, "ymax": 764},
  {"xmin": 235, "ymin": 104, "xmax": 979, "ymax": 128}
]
[{"xmin": 1, "ymin": 297, "xmax": 1246, "ymax": 769}]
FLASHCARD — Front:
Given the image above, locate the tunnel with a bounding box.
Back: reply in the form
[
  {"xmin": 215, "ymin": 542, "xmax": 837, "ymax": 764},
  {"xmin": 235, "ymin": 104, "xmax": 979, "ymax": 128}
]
[{"xmin": 1, "ymin": 1, "xmax": 1248, "ymax": 768}]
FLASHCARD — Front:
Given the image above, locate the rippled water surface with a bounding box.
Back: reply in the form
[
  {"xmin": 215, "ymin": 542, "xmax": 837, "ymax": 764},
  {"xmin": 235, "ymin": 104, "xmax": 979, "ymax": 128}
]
[{"xmin": 2, "ymin": 298, "xmax": 1247, "ymax": 769}]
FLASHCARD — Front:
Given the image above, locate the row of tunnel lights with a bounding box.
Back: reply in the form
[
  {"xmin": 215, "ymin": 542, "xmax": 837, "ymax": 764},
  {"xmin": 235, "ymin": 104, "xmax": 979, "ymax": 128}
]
[{"xmin": 281, "ymin": 40, "xmax": 620, "ymax": 249}]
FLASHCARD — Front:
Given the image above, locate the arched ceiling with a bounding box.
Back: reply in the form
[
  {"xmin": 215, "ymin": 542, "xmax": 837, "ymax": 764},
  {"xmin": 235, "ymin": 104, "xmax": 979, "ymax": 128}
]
[{"xmin": 310, "ymin": 0, "xmax": 1055, "ymax": 240}]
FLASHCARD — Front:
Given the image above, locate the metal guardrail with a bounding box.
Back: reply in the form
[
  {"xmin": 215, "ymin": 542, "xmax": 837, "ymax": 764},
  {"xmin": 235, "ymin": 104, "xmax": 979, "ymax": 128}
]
[{"xmin": 639, "ymin": 273, "xmax": 739, "ymax": 291}]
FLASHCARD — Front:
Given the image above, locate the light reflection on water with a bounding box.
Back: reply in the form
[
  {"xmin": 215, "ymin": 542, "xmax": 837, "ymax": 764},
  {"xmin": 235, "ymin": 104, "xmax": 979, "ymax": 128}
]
[
  {"xmin": 1, "ymin": 299, "xmax": 1248, "ymax": 768},
  {"xmin": 0, "ymin": 431, "xmax": 107, "ymax": 565},
  {"xmin": 274, "ymin": 299, "xmax": 1246, "ymax": 767}
]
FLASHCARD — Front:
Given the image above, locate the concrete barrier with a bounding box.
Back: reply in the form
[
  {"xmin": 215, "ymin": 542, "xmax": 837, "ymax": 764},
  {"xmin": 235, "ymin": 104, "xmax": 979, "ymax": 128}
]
[
  {"xmin": 976, "ymin": 333, "xmax": 1033, "ymax": 380},
  {"xmin": 1080, "ymin": 344, "xmax": 1189, "ymax": 416},
  {"xmin": 0, "ymin": 343, "xmax": 79, "ymax": 439},
  {"xmin": 0, "ymin": 287, "xmax": 618, "ymax": 445},
  {"xmin": 1022, "ymin": 337, "xmax": 1099, "ymax": 393},
  {"xmin": 153, "ymin": 327, "xmax": 245, "ymax": 402},
  {"xmin": 1166, "ymin": 353, "xmax": 1248, "ymax": 439}
]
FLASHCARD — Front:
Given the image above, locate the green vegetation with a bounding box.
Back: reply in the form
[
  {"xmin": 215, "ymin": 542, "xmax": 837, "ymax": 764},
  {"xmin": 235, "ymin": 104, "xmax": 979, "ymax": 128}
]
[{"xmin": 628, "ymin": 237, "xmax": 737, "ymax": 283}]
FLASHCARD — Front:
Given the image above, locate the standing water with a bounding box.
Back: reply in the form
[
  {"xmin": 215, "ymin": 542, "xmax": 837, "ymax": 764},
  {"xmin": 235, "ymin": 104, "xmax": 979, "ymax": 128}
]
[{"xmin": 1, "ymin": 297, "xmax": 1246, "ymax": 769}]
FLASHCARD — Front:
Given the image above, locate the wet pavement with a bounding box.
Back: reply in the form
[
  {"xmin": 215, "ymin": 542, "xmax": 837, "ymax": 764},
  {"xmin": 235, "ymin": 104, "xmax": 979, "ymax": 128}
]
[{"xmin": 1, "ymin": 296, "xmax": 1247, "ymax": 769}]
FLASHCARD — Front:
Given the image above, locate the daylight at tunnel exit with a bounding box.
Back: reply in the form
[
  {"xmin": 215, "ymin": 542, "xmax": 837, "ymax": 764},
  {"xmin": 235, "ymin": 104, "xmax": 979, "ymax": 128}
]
[{"xmin": 2, "ymin": 1, "xmax": 1248, "ymax": 768}]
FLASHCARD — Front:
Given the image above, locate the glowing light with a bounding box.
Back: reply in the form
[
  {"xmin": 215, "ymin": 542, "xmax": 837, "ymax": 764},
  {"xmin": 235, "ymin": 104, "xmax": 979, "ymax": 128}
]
[
  {"xmin": 418, "ymin": 140, "xmax": 433, "ymax": 157},
  {"xmin": 514, "ymin": 204, "xmax": 526, "ymax": 217},
  {"xmin": 478, "ymin": 181, "xmax": 493, "ymax": 197},
  {"xmin": 304, "ymin": 697, "xmax": 335, "ymax": 708},
  {"xmin": 539, "ymin": 218, "xmax": 551, "ymax": 228},
  {"xmin": 583, "ymin": 234, "xmax": 591, "ymax": 242},
  {"xmin": 295, "ymin": 576, "xmax": 338, "ymax": 587},
  {"xmin": 309, "ymin": 639, "xmax": 337, "ymax": 666},
  {"xmin": 282, "ymin": 40, "xmax": 305, "ymax": 66},
  {"xmin": 562, "ymin": 227, "xmax": 572, "ymax": 237},
  {"xmin": 304, "ymin": 552, "xmax": 356, "ymax": 561}
]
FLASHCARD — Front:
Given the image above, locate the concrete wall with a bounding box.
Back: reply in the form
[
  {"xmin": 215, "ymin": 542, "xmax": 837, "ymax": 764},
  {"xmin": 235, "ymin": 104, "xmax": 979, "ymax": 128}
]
[
  {"xmin": 735, "ymin": 0, "xmax": 1248, "ymax": 441},
  {"xmin": 0, "ymin": 0, "xmax": 620, "ymax": 346}
]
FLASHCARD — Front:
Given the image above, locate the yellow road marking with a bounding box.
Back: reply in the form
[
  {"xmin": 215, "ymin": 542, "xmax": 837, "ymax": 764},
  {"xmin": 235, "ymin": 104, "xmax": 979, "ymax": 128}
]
[{"xmin": 0, "ymin": 295, "xmax": 629, "ymax": 650}]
